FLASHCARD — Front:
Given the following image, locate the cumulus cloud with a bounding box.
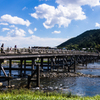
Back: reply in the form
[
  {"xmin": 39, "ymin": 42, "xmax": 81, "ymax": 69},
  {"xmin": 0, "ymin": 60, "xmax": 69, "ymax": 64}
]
[
  {"xmin": 52, "ymin": 30, "xmax": 61, "ymax": 34},
  {"xmin": 28, "ymin": 29, "xmax": 34, "ymax": 34},
  {"xmin": 56, "ymin": 0, "xmax": 100, "ymax": 7},
  {"xmin": 34, "ymin": 28, "xmax": 37, "ymax": 31},
  {"xmin": 0, "ymin": 35, "xmax": 67, "ymax": 48},
  {"xmin": 0, "ymin": 23, "xmax": 8, "ymax": 25},
  {"xmin": 31, "ymin": 0, "xmax": 100, "ymax": 29},
  {"xmin": 95, "ymin": 22, "xmax": 100, "ymax": 28},
  {"xmin": 7, "ymin": 27, "xmax": 26, "ymax": 37},
  {"xmin": 0, "ymin": 14, "xmax": 31, "ymax": 27},
  {"xmin": 2, "ymin": 28, "xmax": 10, "ymax": 31}
]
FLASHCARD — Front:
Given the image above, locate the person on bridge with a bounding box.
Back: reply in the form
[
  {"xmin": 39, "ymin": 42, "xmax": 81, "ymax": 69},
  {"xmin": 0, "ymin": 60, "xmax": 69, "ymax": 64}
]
[
  {"xmin": 1, "ymin": 43, "xmax": 5, "ymax": 53},
  {"xmin": 14, "ymin": 45, "xmax": 17, "ymax": 52},
  {"xmin": 28, "ymin": 46, "xmax": 31, "ymax": 53}
]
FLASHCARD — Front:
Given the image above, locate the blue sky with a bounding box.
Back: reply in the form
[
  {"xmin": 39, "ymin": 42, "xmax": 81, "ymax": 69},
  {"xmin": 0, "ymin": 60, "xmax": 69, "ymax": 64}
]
[{"xmin": 0, "ymin": 0, "xmax": 100, "ymax": 48}]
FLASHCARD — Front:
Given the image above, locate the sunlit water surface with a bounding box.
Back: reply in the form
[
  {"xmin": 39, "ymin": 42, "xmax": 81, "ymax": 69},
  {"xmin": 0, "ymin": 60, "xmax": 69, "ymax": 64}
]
[{"xmin": 1, "ymin": 61, "xmax": 100, "ymax": 96}]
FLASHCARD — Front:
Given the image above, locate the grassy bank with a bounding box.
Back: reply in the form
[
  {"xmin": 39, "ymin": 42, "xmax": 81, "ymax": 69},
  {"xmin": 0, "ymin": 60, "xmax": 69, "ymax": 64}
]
[{"xmin": 0, "ymin": 89, "xmax": 100, "ymax": 100}]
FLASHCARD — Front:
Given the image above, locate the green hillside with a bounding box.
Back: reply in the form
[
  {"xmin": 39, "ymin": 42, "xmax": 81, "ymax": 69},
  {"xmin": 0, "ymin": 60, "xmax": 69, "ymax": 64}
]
[{"xmin": 57, "ymin": 29, "xmax": 100, "ymax": 51}]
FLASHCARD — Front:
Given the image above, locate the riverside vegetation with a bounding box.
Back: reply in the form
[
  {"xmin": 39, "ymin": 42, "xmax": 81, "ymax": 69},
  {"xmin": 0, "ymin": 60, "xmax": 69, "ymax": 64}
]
[
  {"xmin": 0, "ymin": 89, "xmax": 100, "ymax": 100},
  {"xmin": 6, "ymin": 60, "xmax": 49, "ymax": 64}
]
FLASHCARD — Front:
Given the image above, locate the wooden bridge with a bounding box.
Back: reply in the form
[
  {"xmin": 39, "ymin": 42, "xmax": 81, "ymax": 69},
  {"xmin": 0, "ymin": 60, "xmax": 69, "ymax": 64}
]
[{"xmin": 0, "ymin": 48, "xmax": 99, "ymax": 88}]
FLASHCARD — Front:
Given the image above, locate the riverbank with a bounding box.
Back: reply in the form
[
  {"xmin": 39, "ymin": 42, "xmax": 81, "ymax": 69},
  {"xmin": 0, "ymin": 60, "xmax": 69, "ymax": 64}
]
[{"xmin": 0, "ymin": 89, "xmax": 100, "ymax": 100}]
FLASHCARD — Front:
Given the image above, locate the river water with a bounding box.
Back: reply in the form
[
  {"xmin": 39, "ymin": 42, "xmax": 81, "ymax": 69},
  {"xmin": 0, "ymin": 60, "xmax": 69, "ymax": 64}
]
[
  {"xmin": 0, "ymin": 61, "xmax": 100, "ymax": 97},
  {"xmin": 40, "ymin": 61, "xmax": 100, "ymax": 97}
]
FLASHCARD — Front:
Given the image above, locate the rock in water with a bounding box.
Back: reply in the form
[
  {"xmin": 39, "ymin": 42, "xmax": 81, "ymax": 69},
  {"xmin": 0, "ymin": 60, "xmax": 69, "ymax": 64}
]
[{"xmin": 0, "ymin": 82, "xmax": 3, "ymax": 87}]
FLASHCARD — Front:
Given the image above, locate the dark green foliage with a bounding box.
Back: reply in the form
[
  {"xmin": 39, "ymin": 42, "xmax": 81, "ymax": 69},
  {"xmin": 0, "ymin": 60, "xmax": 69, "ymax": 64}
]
[{"xmin": 57, "ymin": 29, "xmax": 100, "ymax": 51}]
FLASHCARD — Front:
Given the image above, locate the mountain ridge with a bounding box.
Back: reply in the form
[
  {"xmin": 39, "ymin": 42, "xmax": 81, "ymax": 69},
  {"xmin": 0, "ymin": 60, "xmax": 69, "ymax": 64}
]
[{"xmin": 57, "ymin": 29, "xmax": 100, "ymax": 51}]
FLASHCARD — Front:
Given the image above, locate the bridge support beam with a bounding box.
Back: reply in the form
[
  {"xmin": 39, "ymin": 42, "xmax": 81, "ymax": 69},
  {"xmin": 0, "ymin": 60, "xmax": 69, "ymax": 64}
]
[
  {"xmin": 9, "ymin": 59, "xmax": 12, "ymax": 75},
  {"xmin": 48, "ymin": 58, "xmax": 50, "ymax": 70},
  {"xmin": 24, "ymin": 60, "xmax": 26, "ymax": 75},
  {"xmin": 20, "ymin": 60, "xmax": 23, "ymax": 76},
  {"xmin": 51, "ymin": 57, "xmax": 53, "ymax": 70},
  {"xmin": 41, "ymin": 58, "xmax": 43, "ymax": 70},
  {"xmin": 36, "ymin": 64, "xmax": 40, "ymax": 87},
  {"xmin": 74, "ymin": 57, "xmax": 76, "ymax": 72},
  {"xmin": 0, "ymin": 60, "xmax": 3, "ymax": 75},
  {"xmin": 32, "ymin": 58, "xmax": 35, "ymax": 74},
  {"xmin": 0, "ymin": 62, "xmax": 1, "ymax": 76}
]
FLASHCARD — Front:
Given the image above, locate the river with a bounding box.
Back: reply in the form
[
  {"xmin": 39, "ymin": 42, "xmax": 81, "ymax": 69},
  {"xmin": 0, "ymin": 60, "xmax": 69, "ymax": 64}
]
[{"xmin": 0, "ymin": 61, "xmax": 100, "ymax": 97}]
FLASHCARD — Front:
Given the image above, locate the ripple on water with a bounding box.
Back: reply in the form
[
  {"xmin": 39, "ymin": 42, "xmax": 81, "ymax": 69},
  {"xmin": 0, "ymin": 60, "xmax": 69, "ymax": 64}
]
[{"xmin": 1, "ymin": 61, "xmax": 100, "ymax": 97}]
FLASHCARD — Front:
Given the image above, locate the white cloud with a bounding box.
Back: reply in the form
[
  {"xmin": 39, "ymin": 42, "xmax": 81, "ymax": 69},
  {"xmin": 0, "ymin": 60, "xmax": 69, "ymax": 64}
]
[
  {"xmin": 28, "ymin": 29, "xmax": 34, "ymax": 34},
  {"xmin": 22, "ymin": 7, "xmax": 27, "ymax": 10},
  {"xmin": 95, "ymin": 22, "xmax": 100, "ymax": 28},
  {"xmin": 52, "ymin": 30, "xmax": 61, "ymax": 34},
  {"xmin": 0, "ymin": 23, "xmax": 8, "ymax": 25},
  {"xmin": 7, "ymin": 27, "xmax": 26, "ymax": 37},
  {"xmin": 9, "ymin": 25, "xmax": 15, "ymax": 28},
  {"xmin": 31, "ymin": 4, "xmax": 85, "ymax": 29},
  {"xmin": 0, "ymin": 35, "xmax": 68, "ymax": 48},
  {"xmin": 34, "ymin": 28, "xmax": 37, "ymax": 31},
  {"xmin": 31, "ymin": 0, "xmax": 100, "ymax": 29},
  {"xmin": 56, "ymin": 0, "xmax": 100, "ymax": 7},
  {"xmin": 0, "ymin": 14, "xmax": 31, "ymax": 27},
  {"xmin": 2, "ymin": 28, "xmax": 10, "ymax": 31}
]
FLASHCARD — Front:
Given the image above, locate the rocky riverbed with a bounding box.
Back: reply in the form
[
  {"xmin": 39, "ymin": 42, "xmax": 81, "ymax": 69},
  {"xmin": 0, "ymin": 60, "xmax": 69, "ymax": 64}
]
[{"xmin": 40, "ymin": 71, "xmax": 100, "ymax": 78}]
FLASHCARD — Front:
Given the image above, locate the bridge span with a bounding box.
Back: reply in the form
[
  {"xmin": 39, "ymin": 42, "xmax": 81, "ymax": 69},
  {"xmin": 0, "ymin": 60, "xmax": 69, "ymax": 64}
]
[{"xmin": 0, "ymin": 48, "xmax": 99, "ymax": 88}]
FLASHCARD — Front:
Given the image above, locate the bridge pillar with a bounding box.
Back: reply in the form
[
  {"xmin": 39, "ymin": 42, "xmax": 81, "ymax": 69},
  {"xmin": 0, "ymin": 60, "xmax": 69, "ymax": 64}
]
[
  {"xmin": 0, "ymin": 62, "xmax": 1, "ymax": 76},
  {"xmin": 82, "ymin": 56, "xmax": 84, "ymax": 66},
  {"xmin": 85, "ymin": 56, "xmax": 87, "ymax": 66},
  {"xmin": 74, "ymin": 57, "xmax": 76, "ymax": 72},
  {"xmin": 48, "ymin": 58, "xmax": 50, "ymax": 70},
  {"xmin": 50, "ymin": 57, "xmax": 53, "ymax": 70},
  {"xmin": 67, "ymin": 56, "xmax": 71, "ymax": 72},
  {"xmin": 41, "ymin": 58, "xmax": 43, "ymax": 70},
  {"xmin": 24, "ymin": 60, "xmax": 26, "ymax": 75},
  {"xmin": 9, "ymin": 59, "xmax": 12, "ymax": 76},
  {"xmin": 36, "ymin": 64, "xmax": 40, "ymax": 87},
  {"xmin": 62, "ymin": 56, "xmax": 65, "ymax": 69},
  {"xmin": 0, "ymin": 60, "xmax": 3, "ymax": 76},
  {"xmin": 20, "ymin": 60, "xmax": 23, "ymax": 77},
  {"xmin": 32, "ymin": 58, "xmax": 35, "ymax": 74}
]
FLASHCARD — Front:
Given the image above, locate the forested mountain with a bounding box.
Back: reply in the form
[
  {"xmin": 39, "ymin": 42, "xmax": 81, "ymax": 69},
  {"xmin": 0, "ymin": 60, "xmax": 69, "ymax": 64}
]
[{"xmin": 57, "ymin": 29, "xmax": 100, "ymax": 51}]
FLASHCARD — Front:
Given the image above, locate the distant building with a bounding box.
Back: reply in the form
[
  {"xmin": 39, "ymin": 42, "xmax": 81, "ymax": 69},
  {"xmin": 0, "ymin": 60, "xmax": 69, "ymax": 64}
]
[
  {"xmin": 82, "ymin": 48, "xmax": 86, "ymax": 50},
  {"xmin": 31, "ymin": 46, "xmax": 51, "ymax": 49}
]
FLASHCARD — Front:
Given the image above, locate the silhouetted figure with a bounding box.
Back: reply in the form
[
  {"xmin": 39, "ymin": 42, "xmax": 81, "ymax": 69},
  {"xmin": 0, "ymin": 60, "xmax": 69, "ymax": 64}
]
[
  {"xmin": 10, "ymin": 47, "xmax": 12, "ymax": 51},
  {"xmin": 14, "ymin": 45, "xmax": 17, "ymax": 52},
  {"xmin": 28, "ymin": 46, "xmax": 31, "ymax": 53},
  {"xmin": 1, "ymin": 43, "xmax": 5, "ymax": 53},
  {"xmin": 7, "ymin": 47, "xmax": 10, "ymax": 52}
]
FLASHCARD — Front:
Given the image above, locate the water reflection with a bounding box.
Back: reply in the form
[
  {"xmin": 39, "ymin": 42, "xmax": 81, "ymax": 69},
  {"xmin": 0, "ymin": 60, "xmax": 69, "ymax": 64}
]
[
  {"xmin": 40, "ymin": 77, "xmax": 100, "ymax": 96},
  {"xmin": 40, "ymin": 61, "xmax": 100, "ymax": 96}
]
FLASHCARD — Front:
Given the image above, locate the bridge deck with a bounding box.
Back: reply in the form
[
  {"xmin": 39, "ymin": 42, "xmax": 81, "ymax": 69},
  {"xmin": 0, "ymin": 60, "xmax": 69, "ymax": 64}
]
[
  {"xmin": 0, "ymin": 49, "xmax": 99, "ymax": 88},
  {"xmin": 0, "ymin": 50, "xmax": 99, "ymax": 60}
]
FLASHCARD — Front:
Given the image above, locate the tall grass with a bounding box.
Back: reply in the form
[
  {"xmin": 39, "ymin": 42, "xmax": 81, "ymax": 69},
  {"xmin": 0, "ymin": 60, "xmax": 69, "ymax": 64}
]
[{"xmin": 0, "ymin": 89, "xmax": 100, "ymax": 100}]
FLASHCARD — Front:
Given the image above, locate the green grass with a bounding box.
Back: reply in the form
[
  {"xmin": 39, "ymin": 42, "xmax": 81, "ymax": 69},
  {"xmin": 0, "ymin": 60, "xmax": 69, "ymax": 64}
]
[
  {"xmin": 0, "ymin": 89, "xmax": 100, "ymax": 100},
  {"xmin": 6, "ymin": 60, "xmax": 49, "ymax": 64}
]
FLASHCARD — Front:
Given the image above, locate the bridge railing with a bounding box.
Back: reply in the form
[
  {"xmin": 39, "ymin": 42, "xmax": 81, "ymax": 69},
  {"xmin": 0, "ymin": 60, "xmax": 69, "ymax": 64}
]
[{"xmin": 0, "ymin": 47, "xmax": 99, "ymax": 56}]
